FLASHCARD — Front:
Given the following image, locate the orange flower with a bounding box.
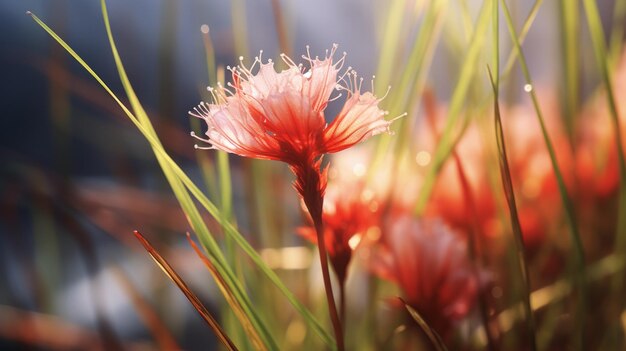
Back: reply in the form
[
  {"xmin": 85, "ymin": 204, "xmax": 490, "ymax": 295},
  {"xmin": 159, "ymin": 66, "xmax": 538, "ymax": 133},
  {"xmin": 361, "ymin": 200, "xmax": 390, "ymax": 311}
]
[
  {"xmin": 372, "ymin": 215, "xmax": 483, "ymax": 336},
  {"xmin": 190, "ymin": 45, "xmax": 393, "ymax": 165}
]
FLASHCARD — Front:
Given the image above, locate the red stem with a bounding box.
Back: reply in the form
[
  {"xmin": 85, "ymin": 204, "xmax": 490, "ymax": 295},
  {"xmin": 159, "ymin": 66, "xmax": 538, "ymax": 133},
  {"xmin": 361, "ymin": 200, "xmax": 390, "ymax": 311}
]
[
  {"xmin": 311, "ymin": 212, "xmax": 345, "ymax": 351},
  {"xmin": 293, "ymin": 158, "xmax": 344, "ymax": 350}
]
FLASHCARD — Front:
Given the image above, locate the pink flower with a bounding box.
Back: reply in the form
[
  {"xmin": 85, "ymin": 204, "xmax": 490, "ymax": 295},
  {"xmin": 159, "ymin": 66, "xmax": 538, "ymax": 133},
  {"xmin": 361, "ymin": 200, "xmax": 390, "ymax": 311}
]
[
  {"xmin": 189, "ymin": 45, "xmax": 393, "ymax": 166},
  {"xmin": 372, "ymin": 215, "xmax": 483, "ymax": 336}
]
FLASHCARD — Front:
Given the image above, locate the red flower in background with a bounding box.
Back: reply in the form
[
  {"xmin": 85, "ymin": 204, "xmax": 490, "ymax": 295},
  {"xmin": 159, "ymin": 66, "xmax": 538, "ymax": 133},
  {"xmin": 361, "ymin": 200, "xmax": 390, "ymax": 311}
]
[
  {"xmin": 371, "ymin": 215, "xmax": 484, "ymax": 336},
  {"xmin": 298, "ymin": 180, "xmax": 381, "ymax": 285}
]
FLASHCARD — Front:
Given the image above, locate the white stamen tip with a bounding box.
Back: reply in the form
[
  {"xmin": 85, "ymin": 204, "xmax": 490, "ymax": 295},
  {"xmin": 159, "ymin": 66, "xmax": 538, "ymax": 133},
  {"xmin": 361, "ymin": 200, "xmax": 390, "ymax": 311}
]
[
  {"xmin": 524, "ymin": 84, "xmax": 533, "ymax": 92},
  {"xmin": 200, "ymin": 24, "xmax": 209, "ymax": 34},
  {"xmin": 239, "ymin": 56, "xmax": 244, "ymax": 61}
]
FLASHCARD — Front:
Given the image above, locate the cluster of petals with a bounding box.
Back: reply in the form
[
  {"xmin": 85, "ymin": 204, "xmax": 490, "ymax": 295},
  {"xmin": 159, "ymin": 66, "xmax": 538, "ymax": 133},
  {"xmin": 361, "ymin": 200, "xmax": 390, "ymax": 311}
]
[
  {"xmin": 371, "ymin": 215, "xmax": 482, "ymax": 335},
  {"xmin": 190, "ymin": 45, "xmax": 393, "ymax": 165}
]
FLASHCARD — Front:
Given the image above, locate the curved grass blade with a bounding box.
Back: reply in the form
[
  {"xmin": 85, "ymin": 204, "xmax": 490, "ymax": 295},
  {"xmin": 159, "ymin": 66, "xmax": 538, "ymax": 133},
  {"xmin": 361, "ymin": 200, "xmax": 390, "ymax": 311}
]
[
  {"xmin": 499, "ymin": 1, "xmax": 587, "ymax": 349},
  {"xmin": 28, "ymin": 11, "xmax": 334, "ymax": 349},
  {"xmin": 97, "ymin": 2, "xmax": 276, "ymax": 349},
  {"xmin": 186, "ymin": 234, "xmax": 267, "ymax": 351},
  {"xmin": 399, "ymin": 298, "xmax": 448, "ymax": 351},
  {"xmin": 488, "ymin": 67, "xmax": 537, "ymax": 351},
  {"xmin": 133, "ymin": 230, "xmax": 238, "ymax": 351}
]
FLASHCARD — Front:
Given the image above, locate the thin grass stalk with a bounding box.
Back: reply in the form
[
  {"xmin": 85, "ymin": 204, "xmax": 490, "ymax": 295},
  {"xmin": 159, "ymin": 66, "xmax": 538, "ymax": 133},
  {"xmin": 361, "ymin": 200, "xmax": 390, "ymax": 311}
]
[
  {"xmin": 581, "ymin": 0, "xmax": 626, "ymax": 346},
  {"xmin": 375, "ymin": 0, "xmax": 409, "ymax": 91},
  {"xmin": 609, "ymin": 0, "xmax": 626, "ymax": 65},
  {"xmin": 501, "ymin": 0, "xmax": 544, "ymax": 81},
  {"xmin": 27, "ymin": 12, "xmax": 335, "ymax": 347},
  {"xmin": 414, "ymin": 0, "xmax": 492, "ymax": 215},
  {"xmin": 133, "ymin": 231, "xmax": 238, "ymax": 351},
  {"xmin": 230, "ymin": 0, "xmax": 249, "ymax": 57},
  {"xmin": 373, "ymin": 0, "xmax": 447, "ymax": 165},
  {"xmin": 558, "ymin": 0, "xmax": 580, "ymax": 140},
  {"xmin": 500, "ymin": 1, "xmax": 587, "ymax": 349},
  {"xmin": 488, "ymin": 68, "xmax": 537, "ymax": 351}
]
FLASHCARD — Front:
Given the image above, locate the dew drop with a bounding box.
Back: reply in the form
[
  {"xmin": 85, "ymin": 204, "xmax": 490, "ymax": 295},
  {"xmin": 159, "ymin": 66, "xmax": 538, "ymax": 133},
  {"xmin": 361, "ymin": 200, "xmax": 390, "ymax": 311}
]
[{"xmin": 524, "ymin": 84, "xmax": 533, "ymax": 93}]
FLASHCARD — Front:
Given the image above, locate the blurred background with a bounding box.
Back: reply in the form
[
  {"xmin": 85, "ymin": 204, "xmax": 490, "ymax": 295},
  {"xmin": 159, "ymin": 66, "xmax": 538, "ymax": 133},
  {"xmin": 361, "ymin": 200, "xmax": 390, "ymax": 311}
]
[{"xmin": 1, "ymin": 0, "xmax": 624, "ymax": 350}]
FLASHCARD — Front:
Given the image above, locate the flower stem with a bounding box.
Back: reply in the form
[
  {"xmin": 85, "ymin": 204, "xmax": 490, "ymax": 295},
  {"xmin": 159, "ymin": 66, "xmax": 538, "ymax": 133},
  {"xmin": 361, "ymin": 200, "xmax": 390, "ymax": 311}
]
[{"xmin": 311, "ymin": 212, "xmax": 345, "ymax": 351}]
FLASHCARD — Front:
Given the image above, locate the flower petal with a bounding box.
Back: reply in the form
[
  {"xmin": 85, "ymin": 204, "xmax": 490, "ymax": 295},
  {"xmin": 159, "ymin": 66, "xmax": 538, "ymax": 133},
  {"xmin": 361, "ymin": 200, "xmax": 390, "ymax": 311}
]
[{"xmin": 323, "ymin": 92, "xmax": 391, "ymax": 154}]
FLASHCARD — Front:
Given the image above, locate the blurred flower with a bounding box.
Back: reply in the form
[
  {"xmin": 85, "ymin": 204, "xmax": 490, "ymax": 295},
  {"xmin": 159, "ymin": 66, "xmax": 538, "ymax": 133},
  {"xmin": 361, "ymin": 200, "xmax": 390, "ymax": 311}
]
[
  {"xmin": 371, "ymin": 215, "xmax": 483, "ymax": 336},
  {"xmin": 416, "ymin": 91, "xmax": 571, "ymax": 254},
  {"xmin": 298, "ymin": 178, "xmax": 381, "ymax": 284}
]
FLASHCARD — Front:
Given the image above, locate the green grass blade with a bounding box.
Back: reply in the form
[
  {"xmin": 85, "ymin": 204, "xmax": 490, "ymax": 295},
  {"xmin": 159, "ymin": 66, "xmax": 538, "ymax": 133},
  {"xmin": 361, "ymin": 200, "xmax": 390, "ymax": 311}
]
[
  {"xmin": 28, "ymin": 11, "xmax": 334, "ymax": 348},
  {"xmin": 559, "ymin": 0, "xmax": 580, "ymax": 139},
  {"xmin": 97, "ymin": 3, "xmax": 278, "ymax": 349},
  {"xmin": 375, "ymin": 0, "xmax": 409, "ymax": 91},
  {"xmin": 582, "ymin": 0, "xmax": 626, "ymax": 345},
  {"xmin": 488, "ymin": 67, "xmax": 537, "ymax": 351},
  {"xmin": 500, "ymin": 1, "xmax": 587, "ymax": 349},
  {"xmin": 414, "ymin": 0, "xmax": 492, "ymax": 215},
  {"xmin": 501, "ymin": 0, "xmax": 544, "ymax": 80}
]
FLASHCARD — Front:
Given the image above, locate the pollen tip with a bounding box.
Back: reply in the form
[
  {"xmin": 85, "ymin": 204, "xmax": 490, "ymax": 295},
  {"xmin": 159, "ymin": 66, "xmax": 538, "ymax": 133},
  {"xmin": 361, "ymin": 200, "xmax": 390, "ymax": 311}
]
[
  {"xmin": 190, "ymin": 131, "xmax": 196, "ymax": 136},
  {"xmin": 200, "ymin": 24, "xmax": 209, "ymax": 34},
  {"xmin": 194, "ymin": 144, "xmax": 200, "ymax": 149},
  {"xmin": 239, "ymin": 55, "xmax": 244, "ymax": 61},
  {"xmin": 26, "ymin": 11, "xmax": 33, "ymax": 16}
]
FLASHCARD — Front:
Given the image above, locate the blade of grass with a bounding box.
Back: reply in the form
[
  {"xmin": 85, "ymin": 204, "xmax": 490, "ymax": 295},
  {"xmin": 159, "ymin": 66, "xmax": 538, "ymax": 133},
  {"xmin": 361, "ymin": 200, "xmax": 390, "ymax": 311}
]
[
  {"xmin": 373, "ymin": 0, "xmax": 447, "ymax": 163},
  {"xmin": 500, "ymin": 1, "xmax": 587, "ymax": 349},
  {"xmin": 186, "ymin": 234, "xmax": 267, "ymax": 351},
  {"xmin": 375, "ymin": 0, "xmax": 409, "ymax": 91},
  {"xmin": 609, "ymin": 0, "xmax": 626, "ymax": 65},
  {"xmin": 501, "ymin": 0, "xmax": 544, "ymax": 81},
  {"xmin": 488, "ymin": 67, "xmax": 537, "ymax": 351},
  {"xmin": 27, "ymin": 11, "xmax": 334, "ymax": 349},
  {"xmin": 133, "ymin": 231, "xmax": 238, "ymax": 351},
  {"xmin": 399, "ymin": 298, "xmax": 448, "ymax": 351},
  {"xmin": 558, "ymin": 0, "xmax": 580, "ymax": 140},
  {"xmin": 582, "ymin": 0, "xmax": 626, "ymax": 346},
  {"xmin": 97, "ymin": 3, "xmax": 277, "ymax": 349},
  {"xmin": 414, "ymin": 0, "xmax": 492, "ymax": 215}
]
